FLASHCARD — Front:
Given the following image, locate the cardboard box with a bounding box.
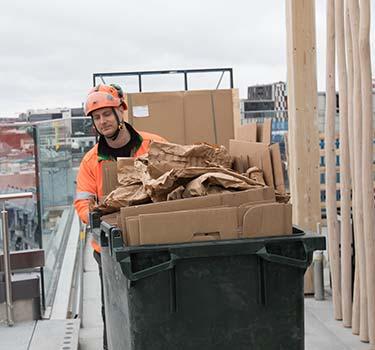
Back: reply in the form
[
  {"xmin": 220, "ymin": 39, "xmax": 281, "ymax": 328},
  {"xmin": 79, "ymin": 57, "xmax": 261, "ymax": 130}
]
[
  {"xmin": 121, "ymin": 187, "xmax": 276, "ymax": 245},
  {"xmin": 122, "ymin": 193, "xmax": 223, "ymax": 218},
  {"xmin": 121, "ymin": 187, "xmax": 274, "ymax": 218},
  {"xmin": 242, "ymin": 203, "xmax": 292, "ymax": 238},
  {"xmin": 229, "ymin": 140, "xmax": 274, "ymax": 187},
  {"xmin": 124, "ymin": 201, "xmax": 292, "ymax": 246},
  {"xmin": 236, "ymin": 199, "xmax": 276, "ymax": 223},
  {"xmin": 126, "ymin": 89, "xmax": 237, "ymax": 149},
  {"xmin": 138, "ymin": 207, "xmax": 239, "ymax": 245}
]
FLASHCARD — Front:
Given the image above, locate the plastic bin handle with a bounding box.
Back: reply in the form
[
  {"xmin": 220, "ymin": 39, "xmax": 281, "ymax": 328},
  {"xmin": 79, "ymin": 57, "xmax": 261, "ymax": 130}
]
[
  {"xmin": 120, "ymin": 253, "xmax": 178, "ymax": 281},
  {"xmin": 256, "ymin": 245, "xmax": 310, "ymax": 269}
]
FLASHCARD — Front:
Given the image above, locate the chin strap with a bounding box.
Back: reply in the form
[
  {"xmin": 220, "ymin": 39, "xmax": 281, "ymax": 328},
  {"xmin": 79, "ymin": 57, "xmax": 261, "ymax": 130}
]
[{"xmin": 109, "ymin": 108, "xmax": 124, "ymax": 141}]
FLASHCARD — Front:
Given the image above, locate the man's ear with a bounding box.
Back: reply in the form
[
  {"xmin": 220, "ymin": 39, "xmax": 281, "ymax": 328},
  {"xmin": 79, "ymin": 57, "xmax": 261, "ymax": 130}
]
[{"xmin": 117, "ymin": 106, "xmax": 129, "ymax": 123}]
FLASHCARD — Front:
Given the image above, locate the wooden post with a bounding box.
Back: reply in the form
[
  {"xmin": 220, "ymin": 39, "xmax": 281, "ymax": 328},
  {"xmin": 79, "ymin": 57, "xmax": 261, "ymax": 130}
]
[
  {"xmin": 359, "ymin": 0, "xmax": 375, "ymax": 344},
  {"xmin": 348, "ymin": 0, "xmax": 368, "ymax": 342},
  {"xmin": 285, "ymin": 0, "xmax": 321, "ymax": 293},
  {"xmin": 325, "ymin": 0, "xmax": 342, "ymax": 320},
  {"xmin": 336, "ymin": 0, "xmax": 352, "ymax": 327},
  {"xmin": 344, "ymin": 0, "xmax": 360, "ymax": 334}
]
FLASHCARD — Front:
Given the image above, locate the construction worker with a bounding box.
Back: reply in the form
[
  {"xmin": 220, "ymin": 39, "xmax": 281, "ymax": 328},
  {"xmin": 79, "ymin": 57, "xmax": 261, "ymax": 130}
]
[{"xmin": 74, "ymin": 84, "xmax": 166, "ymax": 350}]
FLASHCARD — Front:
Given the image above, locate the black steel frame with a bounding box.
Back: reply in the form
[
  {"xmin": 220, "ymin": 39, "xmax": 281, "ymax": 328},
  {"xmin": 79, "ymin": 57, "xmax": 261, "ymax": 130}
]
[{"xmin": 93, "ymin": 68, "xmax": 234, "ymax": 91}]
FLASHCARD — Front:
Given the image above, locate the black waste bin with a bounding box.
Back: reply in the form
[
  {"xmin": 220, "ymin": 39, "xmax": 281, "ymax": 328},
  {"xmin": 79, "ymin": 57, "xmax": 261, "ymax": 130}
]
[{"xmin": 99, "ymin": 222, "xmax": 325, "ymax": 350}]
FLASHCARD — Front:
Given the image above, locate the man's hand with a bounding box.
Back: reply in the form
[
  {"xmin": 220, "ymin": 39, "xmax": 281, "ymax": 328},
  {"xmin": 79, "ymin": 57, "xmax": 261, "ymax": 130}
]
[{"xmin": 88, "ymin": 197, "xmax": 97, "ymax": 212}]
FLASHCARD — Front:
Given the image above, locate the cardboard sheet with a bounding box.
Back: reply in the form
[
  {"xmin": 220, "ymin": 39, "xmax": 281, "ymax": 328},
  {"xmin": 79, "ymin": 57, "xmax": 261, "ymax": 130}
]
[
  {"xmin": 242, "ymin": 203, "xmax": 292, "ymax": 237},
  {"xmin": 138, "ymin": 207, "xmax": 239, "ymax": 245},
  {"xmin": 236, "ymin": 123, "xmax": 257, "ymax": 142},
  {"xmin": 229, "ymin": 140, "xmax": 274, "ymax": 188},
  {"xmin": 269, "ymin": 143, "xmax": 286, "ymax": 193},
  {"xmin": 126, "ymin": 89, "xmax": 236, "ymax": 149}
]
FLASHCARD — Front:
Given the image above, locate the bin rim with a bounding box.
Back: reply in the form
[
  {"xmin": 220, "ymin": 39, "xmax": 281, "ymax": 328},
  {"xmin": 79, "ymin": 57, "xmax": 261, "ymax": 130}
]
[{"xmin": 107, "ymin": 225, "xmax": 324, "ymax": 257}]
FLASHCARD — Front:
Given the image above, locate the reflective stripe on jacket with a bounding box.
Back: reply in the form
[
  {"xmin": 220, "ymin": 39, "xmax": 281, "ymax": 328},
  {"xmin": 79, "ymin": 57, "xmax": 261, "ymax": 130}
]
[{"xmin": 74, "ymin": 130, "xmax": 166, "ymax": 252}]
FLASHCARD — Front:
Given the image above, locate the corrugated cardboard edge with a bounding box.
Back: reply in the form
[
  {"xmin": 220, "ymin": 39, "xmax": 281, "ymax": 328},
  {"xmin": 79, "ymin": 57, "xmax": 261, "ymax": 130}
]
[
  {"xmin": 242, "ymin": 203, "xmax": 292, "ymax": 237},
  {"xmin": 232, "ymin": 89, "xmax": 241, "ymax": 141},
  {"xmin": 269, "ymin": 143, "xmax": 286, "ymax": 193},
  {"xmin": 125, "ymin": 217, "xmax": 140, "ymax": 246},
  {"xmin": 102, "ymin": 161, "xmax": 119, "ymax": 197},
  {"xmin": 229, "ymin": 139, "xmax": 275, "ymax": 188}
]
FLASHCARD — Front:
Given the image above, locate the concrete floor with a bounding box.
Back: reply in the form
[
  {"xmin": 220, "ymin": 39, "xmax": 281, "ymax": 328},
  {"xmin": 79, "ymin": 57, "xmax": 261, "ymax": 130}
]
[
  {"xmin": 79, "ymin": 235, "xmax": 103, "ymax": 350},
  {"xmin": 305, "ymin": 297, "xmax": 373, "ymax": 350},
  {"xmin": 2, "ymin": 233, "xmax": 372, "ymax": 350},
  {"xmin": 79, "ymin": 234, "xmax": 374, "ymax": 350}
]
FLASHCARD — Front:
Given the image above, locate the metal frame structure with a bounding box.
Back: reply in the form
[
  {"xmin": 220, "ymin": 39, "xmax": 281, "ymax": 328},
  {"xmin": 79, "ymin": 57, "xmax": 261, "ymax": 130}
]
[
  {"xmin": 93, "ymin": 68, "xmax": 234, "ymax": 91},
  {"xmin": 0, "ymin": 192, "xmax": 33, "ymax": 326}
]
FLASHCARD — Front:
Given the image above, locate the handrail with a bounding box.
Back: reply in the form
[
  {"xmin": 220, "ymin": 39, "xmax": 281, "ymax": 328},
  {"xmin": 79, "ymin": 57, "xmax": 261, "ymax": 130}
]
[{"xmin": 0, "ymin": 192, "xmax": 33, "ymax": 201}]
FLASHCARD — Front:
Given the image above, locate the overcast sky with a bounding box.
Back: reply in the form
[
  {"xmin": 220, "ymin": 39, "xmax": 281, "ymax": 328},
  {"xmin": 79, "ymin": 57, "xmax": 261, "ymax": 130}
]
[{"xmin": 1, "ymin": 0, "xmax": 374, "ymax": 117}]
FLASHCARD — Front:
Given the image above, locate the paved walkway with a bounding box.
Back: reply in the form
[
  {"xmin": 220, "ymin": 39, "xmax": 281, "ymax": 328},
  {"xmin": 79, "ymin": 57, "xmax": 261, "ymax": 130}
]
[{"xmin": 79, "ymin": 234, "xmax": 103, "ymax": 350}]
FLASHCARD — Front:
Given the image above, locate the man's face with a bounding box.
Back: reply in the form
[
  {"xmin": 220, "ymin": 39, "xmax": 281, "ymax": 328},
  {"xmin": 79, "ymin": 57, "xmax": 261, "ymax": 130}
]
[{"xmin": 91, "ymin": 107, "xmax": 118, "ymax": 137}]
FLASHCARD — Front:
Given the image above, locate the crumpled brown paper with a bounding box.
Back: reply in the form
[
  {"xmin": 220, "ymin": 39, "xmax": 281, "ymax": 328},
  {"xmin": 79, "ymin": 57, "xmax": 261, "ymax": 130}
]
[
  {"xmin": 245, "ymin": 166, "xmax": 266, "ymax": 186},
  {"xmin": 144, "ymin": 166, "xmax": 265, "ymax": 202},
  {"xmin": 183, "ymin": 172, "xmax": 254, "ymax": 197},
  {"xmin": 104, "ymin": 184, "xmax": 150, "ymax": 208},
  {"xmin": 99, "ymin": 142, "xmax": 269, "ymax": 212},
  {"xmin": 100, "ymin": 158, "xmax": 150, "ymax": 211},
  {"xmin": 147, "ymin": 141, "xmax": 233, "ymax": 179}
]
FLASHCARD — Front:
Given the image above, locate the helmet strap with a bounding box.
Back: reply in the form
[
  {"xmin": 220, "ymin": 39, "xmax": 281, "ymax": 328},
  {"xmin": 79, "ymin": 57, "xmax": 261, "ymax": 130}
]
[{"xmin": 109, "ymin": 108, "xmax": 124, "ymax": 141}]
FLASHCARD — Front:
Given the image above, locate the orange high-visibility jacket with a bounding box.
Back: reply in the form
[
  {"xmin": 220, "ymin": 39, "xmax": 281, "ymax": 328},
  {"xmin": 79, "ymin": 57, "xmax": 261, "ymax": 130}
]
[{"xmin": 74, "ymin": 131, "xmax": 166, "ymax": 252}]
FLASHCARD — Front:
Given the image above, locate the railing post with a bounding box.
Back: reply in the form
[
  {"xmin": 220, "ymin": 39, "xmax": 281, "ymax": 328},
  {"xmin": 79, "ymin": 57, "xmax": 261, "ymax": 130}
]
[{"xmin": 1, "ymin": 205, "xmax": 14, "ymax": 326}]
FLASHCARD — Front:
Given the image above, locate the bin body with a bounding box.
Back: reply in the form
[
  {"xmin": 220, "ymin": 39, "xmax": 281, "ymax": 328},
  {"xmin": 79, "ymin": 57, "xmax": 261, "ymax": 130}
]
[{"xmin": 100, "ymin": 226, "xmax": 325, "ymax": 350}]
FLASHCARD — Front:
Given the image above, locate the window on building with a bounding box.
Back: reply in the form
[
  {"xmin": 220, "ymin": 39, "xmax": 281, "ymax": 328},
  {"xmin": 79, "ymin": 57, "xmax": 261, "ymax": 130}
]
[
  {"xmin": 320, "ymin": 156, "xmax": 325, "ymax": 166},
  {"xmin": 320, "ymin": 190, "xmax": 326, "ymax": 202},
  {"xmin": 336, "ymin": 189, "xmax": 341, "ymax": 201},
  {"xmin": 320, "ymin": 173, "xmax": 325, "ymax": 184}
]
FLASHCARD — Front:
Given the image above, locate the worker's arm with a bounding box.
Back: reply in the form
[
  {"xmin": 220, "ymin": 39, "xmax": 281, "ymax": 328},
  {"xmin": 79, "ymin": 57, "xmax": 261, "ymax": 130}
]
[{"xmin": 74, "ymin": 157, "xmax": 97, "ymax": 224}]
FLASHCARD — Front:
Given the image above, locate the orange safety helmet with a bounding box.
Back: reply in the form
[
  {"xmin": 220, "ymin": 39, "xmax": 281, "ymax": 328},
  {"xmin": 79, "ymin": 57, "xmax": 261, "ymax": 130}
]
[{"xmin": 84, "ymin": 84, "xmax": 127, "ymax": 116}]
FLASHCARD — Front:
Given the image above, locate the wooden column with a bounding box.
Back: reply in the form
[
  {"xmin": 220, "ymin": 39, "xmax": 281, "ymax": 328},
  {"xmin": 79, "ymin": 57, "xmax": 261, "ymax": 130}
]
[
  {"xmin": 336, "ymin": 0, "xmax": 352, "ymax": 327},
  {"xmin": 344, "ymin": 0, "xmax": 360, "ymax": 333},
  {"xmin": 285, "ymin": 0, "xmax": 321, "ymax": 293},
  {"xmin": 348, "ymin": 0, "xmax": 368, "ymax": 342},
  {"xmin": 359, "ymin": 0, "xmax": 375, "ymax": 344},
  {"xmin": 325, "ymin": 0, "xmax": 343, "ymax": 321}
]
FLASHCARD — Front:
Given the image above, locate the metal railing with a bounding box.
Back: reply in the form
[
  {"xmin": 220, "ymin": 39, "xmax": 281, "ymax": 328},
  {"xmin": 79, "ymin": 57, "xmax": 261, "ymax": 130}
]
[
  {"xmin": 93, "ymin": 67, "xmax": 234, "ymax": 91},
  {"xmin": 0, "ymin": 192, "xmax": 33, "ymax": 326}
]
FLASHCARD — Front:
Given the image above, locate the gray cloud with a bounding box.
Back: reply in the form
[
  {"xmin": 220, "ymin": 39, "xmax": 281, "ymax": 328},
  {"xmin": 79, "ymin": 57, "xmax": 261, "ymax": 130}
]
[{"xmin": 0, "ymin": 0, "xmax": 374, "ymax": 116}]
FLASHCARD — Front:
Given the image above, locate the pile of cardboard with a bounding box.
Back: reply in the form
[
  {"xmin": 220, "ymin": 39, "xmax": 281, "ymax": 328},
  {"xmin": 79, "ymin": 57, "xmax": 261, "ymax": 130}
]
[
  {"xmin": 102, "ymin": 142, "xmax": 265, "ymax": 209},
  {"xmin": 233, "ymin": 119, "xmax": 289, "ymax": 200},
  {"xmin": 99, "ymin": 129, "xmax": 292, "ymax": 246}
]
